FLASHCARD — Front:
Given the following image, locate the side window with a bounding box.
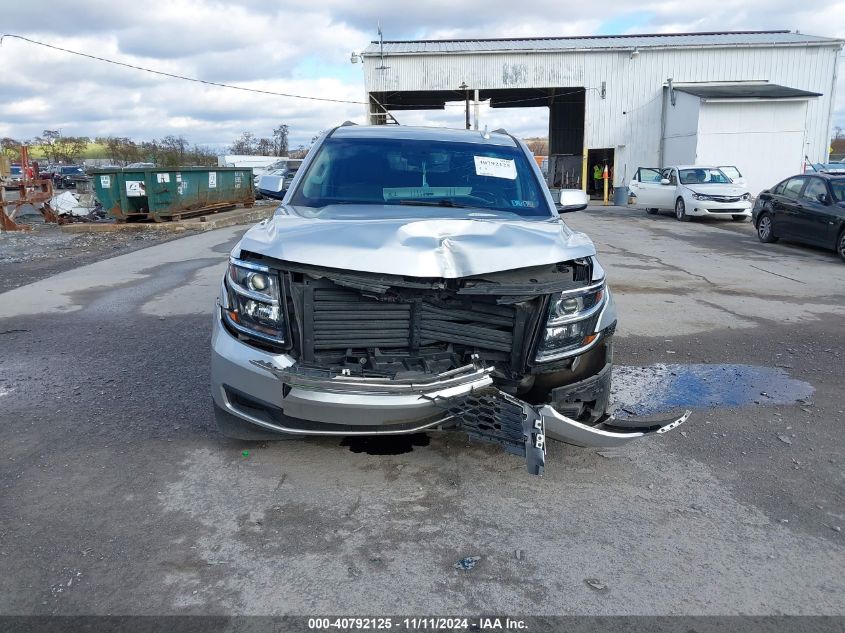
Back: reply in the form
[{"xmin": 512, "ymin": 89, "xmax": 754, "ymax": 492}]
[
  {"xmin": 772, "ymin": 181, "xmax": 786, "ymax": 195},
  {"xmin": 801, "ymin": 178, "xmax": 827, "ymax": 203},
  {"xmin": 638, "ymin": 168, "xmax": 662, "ymax": 183},
  {"xmin": 781, "ymin": 177, "xmax": 806, "ymax": 201}
]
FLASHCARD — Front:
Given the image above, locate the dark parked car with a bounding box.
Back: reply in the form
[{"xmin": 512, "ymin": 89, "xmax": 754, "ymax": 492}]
[
  {"xmin": 54, "ymin": 165, "xmax": 88, "ymax": 189},
  {"xmin": 753, "ymin": 173, "xmax": 845, "ymax": 262}
]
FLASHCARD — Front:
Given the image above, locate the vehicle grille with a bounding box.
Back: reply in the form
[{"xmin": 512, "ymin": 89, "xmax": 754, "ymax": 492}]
[
  {"xmin": 311, "ymin": 288, "xmax": 516, "ymax": 353},
  {"xmin": 709, "ymin": 196, "xmax": 741, "ymax": 203}
]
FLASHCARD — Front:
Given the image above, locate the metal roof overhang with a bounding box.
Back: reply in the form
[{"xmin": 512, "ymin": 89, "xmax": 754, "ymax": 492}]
[{"xmin": 674, "ymin": 83, "xmax": 823, "ymax": 100}]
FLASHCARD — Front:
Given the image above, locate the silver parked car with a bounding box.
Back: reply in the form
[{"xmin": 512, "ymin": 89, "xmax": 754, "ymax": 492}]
[{"xmin": 211, "ymin": 125, "xmax": 687, "ymax": 474}]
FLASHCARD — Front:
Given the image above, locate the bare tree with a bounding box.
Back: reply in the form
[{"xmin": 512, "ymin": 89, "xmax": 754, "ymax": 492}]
[
  {"xmin": 38, "ymin": 136, "xmax": 89, "ymax": 163},
  {"xmin": 524, "ymin": 137, "xmax": 549, "ymax": 156},
  {"xmin": 159, "ymin": 135, "xmax": 189, "ymax": 166},
  {"xmin": 256, "ymin": 137, "xmax": 274, "ymax": 155},
  {"xmin": 288, "ymin": 145, "xmax": 309, "ymax": 159},
  {"xmin": 96, "ymin": 136, "xmax": 140, "ymax": 165},
  {"xmin": 273, "ymin": 124, "xmax": 289, "ymax": 156},
  {"xmin": 229, "ymin": 132, "xmax": 258, "ymax": 155}
]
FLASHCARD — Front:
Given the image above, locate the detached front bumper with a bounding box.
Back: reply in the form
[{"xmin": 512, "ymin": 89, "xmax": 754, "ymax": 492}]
[{"xmin": 212, "ymin": 313, "xmax": 688, "ymax": 475}]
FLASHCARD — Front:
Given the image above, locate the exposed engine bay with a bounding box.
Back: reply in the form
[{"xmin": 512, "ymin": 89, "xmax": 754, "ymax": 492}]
[{"xmin": 232, "ymin": 252, "xmax": 611, "ymax": 415}]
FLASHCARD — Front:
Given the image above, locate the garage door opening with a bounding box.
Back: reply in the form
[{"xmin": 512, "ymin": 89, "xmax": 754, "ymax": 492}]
[{"xmin": 368, "ymin": 87, "xmax": 586, "ymax": 189}]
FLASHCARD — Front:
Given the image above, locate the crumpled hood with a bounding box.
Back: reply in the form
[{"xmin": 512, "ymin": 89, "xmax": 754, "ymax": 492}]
[
  {"xmin": 235, "ymin": 204, "xmax": 597, "ymax": 278},
  {"xmin": 686, "ymin": 184, "xmax": 748, "ymax": 196}
]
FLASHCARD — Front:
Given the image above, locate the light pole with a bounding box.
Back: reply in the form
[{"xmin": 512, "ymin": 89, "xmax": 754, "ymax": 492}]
[{"xmin": 459, "ymin": 82, "xmax": 470, "ymax": 130}]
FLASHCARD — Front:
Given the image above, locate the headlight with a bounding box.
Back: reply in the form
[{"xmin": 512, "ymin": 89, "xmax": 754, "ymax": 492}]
[
  {"xmin": 536, "ymin": 281, "xmax": 605, "ymax": 362},
  {"xmin": 741, "ymin": 193, "xmax": 751, "ymax": 201},
  {"xmin": 692, "ymin": 193, "xmax": 711, "ymax": 201},
  {"xmin": 222, "ymin": 258, "xmax": 286, "ymax": 344}
]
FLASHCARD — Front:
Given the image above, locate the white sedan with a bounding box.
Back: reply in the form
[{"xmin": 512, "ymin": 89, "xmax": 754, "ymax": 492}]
[{"xmin": 629, "ymin": 165, "xmax": 752, "ymax": 221}]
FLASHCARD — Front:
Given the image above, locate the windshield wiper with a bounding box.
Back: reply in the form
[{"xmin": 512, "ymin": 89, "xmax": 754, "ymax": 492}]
[{"xmin": 394, "ymin": 199, "xmax": 469, "ymax": 208}]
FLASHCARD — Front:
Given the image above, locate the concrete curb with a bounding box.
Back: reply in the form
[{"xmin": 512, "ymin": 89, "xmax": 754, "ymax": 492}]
[{"xmin": 59, "ymin": 205, "xmax": 276, "ymax": 234}]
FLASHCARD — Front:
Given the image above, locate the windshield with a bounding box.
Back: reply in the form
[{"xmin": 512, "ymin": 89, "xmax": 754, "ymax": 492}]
[
  {"xmin": 830, "ymin": 179, "xmax": 845, "ymax": 202},
  {"xmin": 11, "ymin": 166, "xmax": 21, "ymax": 175},
  {"xmin": 679, "ymin": 168, "xmax": 732, "ymax": 185},
  {"xmin": 62, "ymin": 167, "xmax": 84, "ymax": 174},
  {"xmin": 290, "ymin": 136, "xmax": 551, "ymax": 218}
]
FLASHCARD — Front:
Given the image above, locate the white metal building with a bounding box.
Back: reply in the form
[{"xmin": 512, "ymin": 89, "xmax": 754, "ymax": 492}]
[{"xmin": 360, "ymin": 31, "xmax": 843, "ymax": 195}]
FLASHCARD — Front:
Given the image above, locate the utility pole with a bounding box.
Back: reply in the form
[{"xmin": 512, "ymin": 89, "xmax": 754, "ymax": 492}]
[{"xmin": 459, "ymin": 82, "xmax": 470, "ymax": 130}]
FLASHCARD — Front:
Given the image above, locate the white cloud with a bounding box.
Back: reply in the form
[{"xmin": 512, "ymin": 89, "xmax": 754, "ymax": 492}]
[{"xmin": 0, "ymin": 0, "xmax": 842, "ymax": 151}]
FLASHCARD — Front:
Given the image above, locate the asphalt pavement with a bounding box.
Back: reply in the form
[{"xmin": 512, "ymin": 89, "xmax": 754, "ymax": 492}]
[{"xmin": 1, "ymin": 206, "xmax": 843, "ymax": 615}]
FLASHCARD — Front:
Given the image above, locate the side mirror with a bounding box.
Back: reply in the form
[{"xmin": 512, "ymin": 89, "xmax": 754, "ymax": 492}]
[
  {"xmin": 556, "ymin": 203, "xmax": 587, "ymax": 213},
  {"xmin": 660, "ymin": 178, "xmax": 671, "ymax": 185},
  {"xmin": 817, "ymin": 193, "xmax": 831, "ymax": 205},
  {"xmin": 553, "ymin": 188, "xmax": 589, "ymax": 213}
]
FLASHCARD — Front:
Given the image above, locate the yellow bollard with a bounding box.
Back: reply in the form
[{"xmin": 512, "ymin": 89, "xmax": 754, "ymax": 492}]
[{"xmin": 603, "ymin": 165, "xmax": 609, "ymax": 206}]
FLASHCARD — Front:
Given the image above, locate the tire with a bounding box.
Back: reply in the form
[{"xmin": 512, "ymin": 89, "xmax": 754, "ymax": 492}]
[
  {"xmin": 214, "ymin": 404, "xmax": 301, "ymax": 441},
  {"xmin": 646, "ymin": 208, "xmax": 658, "ymax": 215},
  {"xmin": 732, "ymin": 215, "xmax": 749, "ymax": 222},
  {"xmin": 756, "ymin": 212, "xmax": 778, "ymax": 243},
  {"xmin": 837, "ymin": 229, "xmax": 845, "ymax": 262},
  {"xmin": 675, "ymin": 197, "xmax": 689, "ymax": 221}
]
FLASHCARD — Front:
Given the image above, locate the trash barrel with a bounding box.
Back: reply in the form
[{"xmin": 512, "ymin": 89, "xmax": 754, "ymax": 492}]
[
  {"xmin": 613, "ymin": 185, "xmax": 629, "ymax": 206},
  {"xmin": 90, "ymin": 166, "xmax": 254, "ymax": 222}
]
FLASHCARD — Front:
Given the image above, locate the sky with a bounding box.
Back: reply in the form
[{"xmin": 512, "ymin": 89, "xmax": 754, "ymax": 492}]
[{"xmin": 1, "ymin": 0, "xmax": 844, "ymax": 152}]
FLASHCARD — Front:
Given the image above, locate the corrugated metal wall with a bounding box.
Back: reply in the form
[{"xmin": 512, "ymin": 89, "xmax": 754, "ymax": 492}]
[{"xmin": 364, "ymin": 45, "xmax": 840, "ymax": 184}]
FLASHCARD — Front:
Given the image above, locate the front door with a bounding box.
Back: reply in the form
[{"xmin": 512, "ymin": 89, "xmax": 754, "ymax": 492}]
[
  {"xmin": 774, "ymin": 176, "xmax": 808, "ymax": 238},
  {"xmin": 796, "ymin": 177, "xmax": 839, "ymax": 246},
  {"xmin": 630, "ymin": 167, "xmax": 663, "ymax": 208},
  {"xmin": 653, "ymin": 168, "xmax": 679, "ymax": 210}
]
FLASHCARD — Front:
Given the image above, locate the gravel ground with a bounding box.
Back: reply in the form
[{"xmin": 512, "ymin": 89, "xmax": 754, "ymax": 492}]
[{"xmin": 0, "ymin": 219, "xmax": 186, "ymax": 294}]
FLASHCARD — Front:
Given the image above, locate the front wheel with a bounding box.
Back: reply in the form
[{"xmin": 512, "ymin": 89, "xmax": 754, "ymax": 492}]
[
  {"xmin": 837, "ymin": 229, "xmax": 845, "ymax": 262},
  {"xmin": 756, "ymin": 212, "xmax": 779, "ymax": 243},
  {"xmin": 675, "ymin": 198, "xmax": 689, "ymax": 222},
  {"xmin": 732, "ymin": 215, "xmax": 749, "ymax": 222}
]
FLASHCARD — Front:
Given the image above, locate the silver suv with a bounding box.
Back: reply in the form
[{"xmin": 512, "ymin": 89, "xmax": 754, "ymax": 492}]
[{"xmin": 211, "ymin": 125, "xmax": 686, "ymax": 474}]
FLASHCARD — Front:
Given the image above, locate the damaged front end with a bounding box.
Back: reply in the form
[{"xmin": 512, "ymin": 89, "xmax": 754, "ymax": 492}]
[
  {"xmin": 250, "ymin": 358, "xmax": 689, "ymax": 476},
  {"xmin": 215, "ymin": 252, "xmax": 688, "ymax": 475}
]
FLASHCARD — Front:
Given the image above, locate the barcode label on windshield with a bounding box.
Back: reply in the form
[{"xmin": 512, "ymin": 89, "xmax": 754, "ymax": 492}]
[{"xmin": 474, "ymin": 156, "xmax": 516, "ymax": 180}]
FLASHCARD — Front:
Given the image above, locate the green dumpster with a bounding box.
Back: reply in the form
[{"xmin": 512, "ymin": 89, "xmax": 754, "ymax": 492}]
[{"xmin": 89, "ymin": 167, "xmax": 254, "ymax": 222}]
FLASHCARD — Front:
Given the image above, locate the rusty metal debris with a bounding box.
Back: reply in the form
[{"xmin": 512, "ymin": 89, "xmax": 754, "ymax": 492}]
[{"xmin": 1, "ymin": 146, "xmax": 59, "ymax": 231}]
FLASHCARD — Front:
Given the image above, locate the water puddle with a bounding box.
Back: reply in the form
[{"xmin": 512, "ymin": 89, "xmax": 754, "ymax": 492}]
[
  {"xmin": 612, "ymin": 364, "xmax": 814, "ymax": 417},
  {"xmin": 341, "ymin": 433, "xmax": 431, "ymax": 455}
]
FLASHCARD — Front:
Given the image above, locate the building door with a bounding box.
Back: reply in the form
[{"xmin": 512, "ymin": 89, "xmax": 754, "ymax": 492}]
[{"xmin": 587, "ymin": 148, "xmax": 614, "ymax": 198}]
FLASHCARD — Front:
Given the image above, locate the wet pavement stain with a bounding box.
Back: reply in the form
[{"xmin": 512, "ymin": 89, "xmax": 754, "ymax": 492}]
[
  {"xmin": 611, "ymin": 364, "xmax": 815, "ymax": 417},
  {"xmin": 341, "ymin": 433, "xmax": 431, "ymax": 455}
]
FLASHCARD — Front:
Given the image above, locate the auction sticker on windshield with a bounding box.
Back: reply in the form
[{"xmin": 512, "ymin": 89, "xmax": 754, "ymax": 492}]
[{"xmin": 474, "ymin": 156, "xmax": 516, "ymax": 180}]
